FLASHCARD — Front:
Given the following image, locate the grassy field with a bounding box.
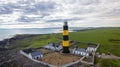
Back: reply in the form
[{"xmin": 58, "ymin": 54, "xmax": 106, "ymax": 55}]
[
  {"xmin": 100, "ymin": 59, "xmax": 120, "ymax": 67},
  {"xmin": 17, "ymin": 27, "xmax": 120, "ymax": 67},
  {"xmin": 70, "ymin": 28, "xmax": 120, "ymax": 56},
  {"xmin": 18, "ymin": 27, "xmax": 120, "ymax": 56}
]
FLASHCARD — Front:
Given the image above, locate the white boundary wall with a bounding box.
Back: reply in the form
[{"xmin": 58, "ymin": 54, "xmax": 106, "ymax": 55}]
[
  {"xmin": 20, "ymin": 50, "xmax": 85, "ymax": 67},
  {"xmin": 20, "ymin": 43, "xmax": 100, "ymax": 67}
]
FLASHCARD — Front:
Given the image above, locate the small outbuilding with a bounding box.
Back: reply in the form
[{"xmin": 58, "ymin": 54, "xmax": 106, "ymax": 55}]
[
  {"xmin": 72, "ymin": 48, "xmax": 89, "ymax": 57},
  {"xmin": 44, "ymin": 42, "xmax": 62, "ymax": 51},
  {"xmin": 86, "ymin": 45, "xmax": 97, "ymax": 52},
  {"xmin": 23, "ymin": 48, "xmax": 35, "ymax": 54},
  {"xmin": 29, "ymin": 51, "xmax": 43, "ymax": 60}
]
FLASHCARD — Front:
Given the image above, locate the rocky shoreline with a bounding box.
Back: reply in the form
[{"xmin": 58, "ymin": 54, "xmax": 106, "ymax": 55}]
[{"xmin": 0, "ymin": 34, "xmax": 47, "ymax": 67}]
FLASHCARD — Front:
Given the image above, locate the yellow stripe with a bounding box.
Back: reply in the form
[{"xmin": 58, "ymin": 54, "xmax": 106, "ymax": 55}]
[
  {"xmin": 63, "ymin": 30, "xmax": 69, "ymax": 35},
  {"xmin": 63, "ymin": 41, "xmax": 69, "ymax": 46}
]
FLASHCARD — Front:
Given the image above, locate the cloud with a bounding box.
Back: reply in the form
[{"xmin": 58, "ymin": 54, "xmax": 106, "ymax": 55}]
[
  {"xmin": 0, "ymin": 0, "xmax": 120, "ymax": 28},
  {"xmin": 76, "ymin": 0, "xmax": 100, "ymax": 5},
  {"xmin": 102, "ymin": 8, "xmax": 120, "ymax": 17},
  {"xmin": 46, "ymin": 17, "xmax": 84, "ymax": 22},
  {"xmin": 0, "ymin": 4, "xmax": 13, "ymax": 14},
  {"xmin": 17, "ymin": 16, "xmax": 38, "ymax": 22},
  {"xmin": 21, "ymin": 1, "xmax": 56, "ymax": 17}
]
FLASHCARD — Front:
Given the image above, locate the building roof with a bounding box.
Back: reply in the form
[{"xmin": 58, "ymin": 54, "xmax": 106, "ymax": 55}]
[
  {"xmin": 76, "ymin": 48, "xmax": 86, "ymax": 52},
  {"xmin": 75, "ymin": 48, "xmax": 89, "ymax": 53},
  {"xmin": 88, "ymin": 45, "xmax": 96, "ymax": 48},
  {"xmin": 23, "ymin": 48, "xmax": 35, "ymax": 53},
  {"xmin": 31, "ymin": 51, "xmax": 43, "ymax": 57},
  {"xmin": 47, "ymin": 42, "xmax": 61, "ymax": 47},
  {"xmin": 44, "ymin": 42, "xmax": 62, "ymax": 51}
]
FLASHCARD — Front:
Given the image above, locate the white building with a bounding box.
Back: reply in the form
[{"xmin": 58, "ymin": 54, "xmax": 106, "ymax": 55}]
[
  {"xmin": 72, "ymin": 48, "xmax": 89, "ymax": 56},
  {"xmin": 29, "ymin": 51, "xmax": 43, "ymax": 60},
  {"xmin": 86, "ymin": 45, "xmax": 97, "ymax": 52},
  {"xmin": 44, "ymin": 42, "xmax": 62, "ymax": 51}
]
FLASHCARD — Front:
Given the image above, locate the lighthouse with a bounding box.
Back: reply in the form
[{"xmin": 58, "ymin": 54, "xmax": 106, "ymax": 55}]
[{"xmin": 62, "ymin": 21, "xmax": 70, "ymax": 53}]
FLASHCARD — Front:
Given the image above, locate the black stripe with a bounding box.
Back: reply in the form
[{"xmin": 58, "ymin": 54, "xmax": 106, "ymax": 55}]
[
  {"xmin": 63, "ymin": 26, "xmax": 68, "ymax": 30},
  {"xmin": 62, "ymin": 47, "xmax": 70, "ymax": 53},
  {"xmin": 63, "ymin": 35, "xmax": 69, "ymax": 40}
]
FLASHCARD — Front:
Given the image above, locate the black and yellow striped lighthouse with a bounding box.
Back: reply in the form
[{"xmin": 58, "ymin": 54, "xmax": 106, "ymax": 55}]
[{"xmin": 62, "ymin": 21, "xmax": 70, "ymax": 53}]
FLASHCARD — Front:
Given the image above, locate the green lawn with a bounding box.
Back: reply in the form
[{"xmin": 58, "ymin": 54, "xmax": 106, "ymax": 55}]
[
  {"xmin": 18, "ymin": 27, "xmax": 120, "ymax": 56},
  {"xmin": 17, "ymin": 27, "xmax": 120, "ymax": 67},
  {"xmin": 69, "ymin": 28, "xmax": 120, "ymax": 56},
  {"xmin": 18, "ymin": 34, "xmax": 62, "ymax": 48},
  {"xmin": 100, "ymin": 59, "xmax": 120, "ymax": 67}
]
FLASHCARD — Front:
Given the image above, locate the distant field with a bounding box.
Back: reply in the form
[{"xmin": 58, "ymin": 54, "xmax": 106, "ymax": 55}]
[
  {"xmin": 100, "ymin": 59, "xmax": 120, "ymax": 67},
  {"xmin": 70, "ymin": 28, "xmax": 120, "ymax": 56},
  {"xmin": 18, "ymin": 27, "xmax": 120, "ymax": 56}
]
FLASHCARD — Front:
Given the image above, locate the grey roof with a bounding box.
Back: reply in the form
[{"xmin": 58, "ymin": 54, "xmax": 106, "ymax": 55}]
[
  {"xmin": 31, "ymin": 51, "xmax": 43, "ymax": 57},
  {"xmin": 76, "ymin": 48, "xmax": 86, "ymax": 52},
  {"xmin": 44, "ymin": 42, "xmax": 62, "ymax": 51},
  {"xmin": 88, "ymin": 45, "xmax": 96, "ymax": 48},
  {"xmin": 50, "ymin": 43, "xmax": 60, "ymax": 47},
  {"xmin": 75, "ymin": 48, "xmax": 89, "ymax": 53},
  {"xmin": 23, "ymin": 48, "xmax": 35, "ymax": 53}
]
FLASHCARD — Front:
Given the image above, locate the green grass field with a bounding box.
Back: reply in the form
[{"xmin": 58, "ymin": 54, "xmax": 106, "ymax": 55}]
[
  {"xmin": 100, "ymin": 59, "xmax": 120, "ymax": 67},
  {"xmin": 18, "ymin": 27, "xmax": 120, "ymax": 67},
  {"xmin": 18, "ymin": 27, "xmax": 120, "ymax": 56},
  {"xmin": 70, "ymin": 28, "xmax": 120, "ymax": 56}
]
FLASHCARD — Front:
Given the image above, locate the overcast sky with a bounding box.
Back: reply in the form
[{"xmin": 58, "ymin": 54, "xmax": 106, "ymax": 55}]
[{"xmin": 0, "ymin": 0, "xmax": 120, "ymax": 28}]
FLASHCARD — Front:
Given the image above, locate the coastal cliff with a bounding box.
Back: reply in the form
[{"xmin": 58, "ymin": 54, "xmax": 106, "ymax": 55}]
[{"xmin": 0, "ymin": 34, "xmax": 47, "ymax": 67}]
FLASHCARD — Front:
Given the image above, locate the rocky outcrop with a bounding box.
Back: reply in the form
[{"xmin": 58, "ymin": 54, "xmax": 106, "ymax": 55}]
[{"xmin": 0, "ymin": 34, "xmax": 47, "ymax": 67}]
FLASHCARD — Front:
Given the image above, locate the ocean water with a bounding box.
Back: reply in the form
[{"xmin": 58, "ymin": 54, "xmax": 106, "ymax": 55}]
[{"xmin": 0, "ymin": 28, "xmax": 62, "ymax": 41}]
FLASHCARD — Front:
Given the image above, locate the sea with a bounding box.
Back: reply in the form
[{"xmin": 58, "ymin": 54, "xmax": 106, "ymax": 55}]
[
  {"xmin": 0, "ymin": 27, "xmax": 92, "ymax": 41},
  {"xmin": 0, "ymin": 28, "xmax": 62, "ymax": 41}
]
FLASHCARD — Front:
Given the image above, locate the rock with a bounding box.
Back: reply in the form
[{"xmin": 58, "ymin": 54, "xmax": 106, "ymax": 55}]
[{"xmin": 0, "ymin": 34, "xmax": 47, "ymax": 67}]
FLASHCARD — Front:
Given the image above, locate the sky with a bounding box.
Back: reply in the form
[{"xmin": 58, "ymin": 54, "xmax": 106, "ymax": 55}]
[{"xmin": 0, "ymin": 0, "xmax": 120, "ymax": 28}]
